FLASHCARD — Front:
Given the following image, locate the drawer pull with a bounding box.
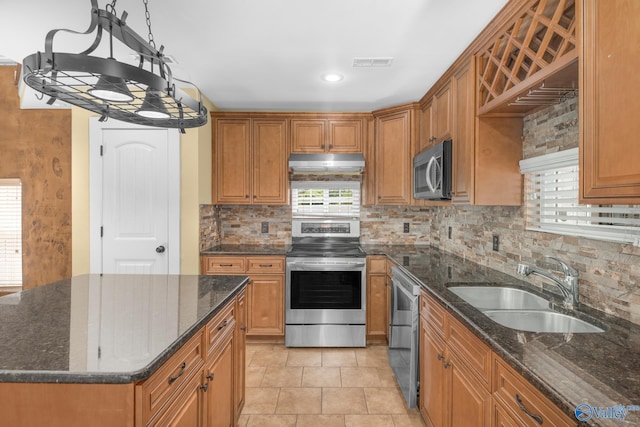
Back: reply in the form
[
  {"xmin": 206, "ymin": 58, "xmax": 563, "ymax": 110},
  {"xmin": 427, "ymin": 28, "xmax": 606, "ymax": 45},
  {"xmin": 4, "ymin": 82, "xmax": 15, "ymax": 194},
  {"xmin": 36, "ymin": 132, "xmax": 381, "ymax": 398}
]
[
  {"xmin": 258, "ymin": 264, "xmax": 273, "ymax": 268},
  {"xmin": 515, "ymin": 394, "xmax": 543, "ymax": 425},
  {"xmin": 217, "ymin": 319, "xmax": 229, "ymax": 331},
  {"xmin": 167, "ymin": 362, "xmax": 187, "ymax": 385},
  {"xmin": 219, "ymin": 263, "xmax": 234, "ymax": 267}
]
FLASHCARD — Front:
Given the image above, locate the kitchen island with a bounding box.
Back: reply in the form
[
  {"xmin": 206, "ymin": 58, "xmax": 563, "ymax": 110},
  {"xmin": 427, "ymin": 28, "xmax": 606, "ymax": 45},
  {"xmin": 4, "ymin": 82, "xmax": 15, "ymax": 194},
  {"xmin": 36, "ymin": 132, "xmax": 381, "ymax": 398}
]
[{"xmin": 0, "ymin": 274, "xmax": 248, "ymax": 426}]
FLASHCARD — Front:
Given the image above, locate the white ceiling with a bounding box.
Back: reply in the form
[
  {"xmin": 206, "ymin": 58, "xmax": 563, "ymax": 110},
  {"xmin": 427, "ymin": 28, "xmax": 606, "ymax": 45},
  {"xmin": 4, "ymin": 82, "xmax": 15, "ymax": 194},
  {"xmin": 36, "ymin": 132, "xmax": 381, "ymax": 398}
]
[{"xmin": 1, "ymin": 0, "xmax": 509, "ymax": 112}]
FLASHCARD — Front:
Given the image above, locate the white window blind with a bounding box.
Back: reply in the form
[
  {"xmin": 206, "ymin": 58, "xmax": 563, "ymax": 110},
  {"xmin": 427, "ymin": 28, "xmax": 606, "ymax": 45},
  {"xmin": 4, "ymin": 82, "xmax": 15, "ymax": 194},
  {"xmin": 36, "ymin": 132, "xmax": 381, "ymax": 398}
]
[
  {"xmin": 0, "ymin": 179, "xmax": 23, "ymax": 287},
  {"xmin": 520, "ymin": 148, "xmax": 640, "ymax": 245},
  {"xmin": 291, "ymin": 181, "xmax": 360, "ymax": 217}
]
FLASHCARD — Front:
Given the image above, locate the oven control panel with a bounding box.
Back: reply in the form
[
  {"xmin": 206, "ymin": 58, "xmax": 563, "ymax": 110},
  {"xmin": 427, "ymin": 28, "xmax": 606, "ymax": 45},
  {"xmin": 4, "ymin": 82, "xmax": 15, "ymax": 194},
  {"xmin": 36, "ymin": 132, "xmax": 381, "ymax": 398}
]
[
  {"xmin": 300, "ymin": 222, "xmax": 350, "ymax": 234},
  {"xmin": 292, "ymin": 218, "xmax": 360, "ymax": 238}
]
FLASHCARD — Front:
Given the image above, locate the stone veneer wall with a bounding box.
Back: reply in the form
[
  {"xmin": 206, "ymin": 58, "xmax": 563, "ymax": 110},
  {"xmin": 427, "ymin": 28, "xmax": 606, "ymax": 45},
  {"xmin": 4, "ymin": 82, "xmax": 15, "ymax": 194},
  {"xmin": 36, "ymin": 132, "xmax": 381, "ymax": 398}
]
[
  {"xmin": 201, "ymin": 95, "xmax": 640, "ymax": 324},
  {"xmin": 433, "ymin": 96, "xmax": 640, "ymax": 325}
]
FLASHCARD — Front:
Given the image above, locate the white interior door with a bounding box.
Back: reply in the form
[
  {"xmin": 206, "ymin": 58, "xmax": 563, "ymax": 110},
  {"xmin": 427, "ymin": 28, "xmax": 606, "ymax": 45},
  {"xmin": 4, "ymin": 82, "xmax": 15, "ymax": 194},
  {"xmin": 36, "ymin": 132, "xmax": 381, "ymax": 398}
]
[{"xmin": 90, "ymin": 118, "xmax": 180, "ymax": 274}]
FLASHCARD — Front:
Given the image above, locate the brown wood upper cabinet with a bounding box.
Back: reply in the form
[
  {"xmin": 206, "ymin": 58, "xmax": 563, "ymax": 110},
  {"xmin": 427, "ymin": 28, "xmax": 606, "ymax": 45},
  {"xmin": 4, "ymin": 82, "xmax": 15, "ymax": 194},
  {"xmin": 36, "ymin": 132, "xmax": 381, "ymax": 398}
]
[
  {"xmin": 371, "ymin": 105, "xmax": 417, "ymax": 205},
  {"xmin": 212, "ymin": 114, "xmax": 288, "ymax": 205},
  {"xmin": 418, "ymin": 82, "xmax": 452, "ymax": 153},
  {"xmin": 580, "ymin": 0, "xmax": 640, "ymax": 203},
  {"xmin": 452, "ymin": 57, "xmax": 522, "ymax": 206},
  {"xmin": 290, "ymin": 116, "xmax": 365, "ymax": 153}
]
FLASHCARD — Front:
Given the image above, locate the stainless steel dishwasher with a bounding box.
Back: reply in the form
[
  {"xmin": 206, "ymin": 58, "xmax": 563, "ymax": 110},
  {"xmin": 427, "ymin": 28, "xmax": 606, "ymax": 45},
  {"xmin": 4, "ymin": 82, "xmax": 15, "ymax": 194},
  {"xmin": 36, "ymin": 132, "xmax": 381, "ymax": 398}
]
[{"xmin": 388, "ymin": 266, "xmax": 421, "ymax": 408}]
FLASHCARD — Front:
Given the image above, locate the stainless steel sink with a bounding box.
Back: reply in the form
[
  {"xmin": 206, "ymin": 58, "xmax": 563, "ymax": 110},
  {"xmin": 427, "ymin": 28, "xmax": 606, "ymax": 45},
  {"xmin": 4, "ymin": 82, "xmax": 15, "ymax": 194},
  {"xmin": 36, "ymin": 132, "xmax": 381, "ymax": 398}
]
[
  {"xmin": 482, "ymin": 310, "xmax": 605, "ymax": 333},
  {"xmin": 448, "ymin": 286, "xmax": 550, "ymax": 310},
  {"xmin": 447, "ymin": 285, "xmax": 605, "ymax": 333}
]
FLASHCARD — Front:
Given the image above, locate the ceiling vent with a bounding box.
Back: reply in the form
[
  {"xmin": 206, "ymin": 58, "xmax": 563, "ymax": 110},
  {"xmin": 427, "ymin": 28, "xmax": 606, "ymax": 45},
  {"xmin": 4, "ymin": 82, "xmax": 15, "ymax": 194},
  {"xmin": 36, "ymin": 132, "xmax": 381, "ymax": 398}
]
[{"xmin": 352, "ymin": 57, "xmax": 393, "ymax": 68}]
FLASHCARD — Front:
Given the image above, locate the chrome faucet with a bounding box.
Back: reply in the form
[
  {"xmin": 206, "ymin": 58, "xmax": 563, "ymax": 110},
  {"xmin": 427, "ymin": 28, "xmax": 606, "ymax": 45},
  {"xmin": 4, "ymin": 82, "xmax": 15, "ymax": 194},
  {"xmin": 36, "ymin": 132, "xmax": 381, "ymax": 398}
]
[{"xmin": 516, "ymin": 256, "xmax": 579, "ymax": 309}]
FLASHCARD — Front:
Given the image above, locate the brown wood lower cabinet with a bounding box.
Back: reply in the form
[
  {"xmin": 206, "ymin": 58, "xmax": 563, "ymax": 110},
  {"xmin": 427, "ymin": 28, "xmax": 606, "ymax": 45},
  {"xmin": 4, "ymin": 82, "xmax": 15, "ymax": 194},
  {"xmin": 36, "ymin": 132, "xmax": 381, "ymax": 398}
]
[
  {"xmin": 366, "ymin": 256, "xmax": 388, "ymax": 343},
  {"xmin": 234, "ymin": 290, "xmax": 247, "ymax": 421},
  {"xmin": 202, "ymin": 255, "xmax": 285, "ymax": 341},
  {"xmin": 419, "ymin": 293, "xmax": 491, "ymax": 427},
  {"xmin": 205, "ymin": 330, "xmax": 235, "ymax": 427},
  {"xmin": 419, "ymin": 291, "xmax": 576, "ymax": 427},
  {"xmin": 140, "ymin": 290, "xmax": 245, "ymax": 427}
]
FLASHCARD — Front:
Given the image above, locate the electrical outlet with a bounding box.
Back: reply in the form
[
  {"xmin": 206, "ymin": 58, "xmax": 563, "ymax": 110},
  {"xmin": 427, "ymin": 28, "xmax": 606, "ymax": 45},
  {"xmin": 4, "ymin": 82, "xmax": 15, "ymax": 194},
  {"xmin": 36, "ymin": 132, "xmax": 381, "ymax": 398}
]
[
  {"xmin": 492, "ymin": 234, "xmax": 499, "ymax": 251},
  {"xmin": 403, "ymin": 223, "xmax": 410, "ymax": 233},
  {"xmin": 261, "ymin": 222, "xmax": 269, "ymax": 233},
  {"xmin": 448, "ymin": 226, "xmax": 452, "ymax": 239}
]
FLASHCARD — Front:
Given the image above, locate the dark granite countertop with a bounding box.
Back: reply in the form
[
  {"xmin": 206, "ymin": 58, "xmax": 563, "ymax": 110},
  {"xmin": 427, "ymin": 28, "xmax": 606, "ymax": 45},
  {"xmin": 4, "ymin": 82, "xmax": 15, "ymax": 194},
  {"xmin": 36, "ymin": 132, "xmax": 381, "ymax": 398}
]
[
  {"xmin": 362, "ymin": 245, "xmax": 640, "ymax": 427},
  {"xmin": 201, "ymin": 244, "xmax": 289, "ymax": 256},
  {"xmin": 0, "ymin": 274, "xmax": 248, "ymax": 384}
]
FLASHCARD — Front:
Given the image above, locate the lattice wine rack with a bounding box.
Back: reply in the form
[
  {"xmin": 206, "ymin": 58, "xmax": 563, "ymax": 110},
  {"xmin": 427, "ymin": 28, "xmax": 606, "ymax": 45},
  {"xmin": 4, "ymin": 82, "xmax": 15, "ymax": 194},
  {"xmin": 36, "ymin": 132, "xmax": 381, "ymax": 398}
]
[{"xmin": 477, "ymin": 0, "xmax": 577, "ymax": 111}]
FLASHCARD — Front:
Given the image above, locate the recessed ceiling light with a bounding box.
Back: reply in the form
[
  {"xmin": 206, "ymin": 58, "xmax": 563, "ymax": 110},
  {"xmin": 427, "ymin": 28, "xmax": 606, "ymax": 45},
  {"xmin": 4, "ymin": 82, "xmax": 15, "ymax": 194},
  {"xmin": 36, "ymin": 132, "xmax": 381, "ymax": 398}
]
[{"xmin": 322, "ymin": 73, "xmax": 344, "ymax": 82}]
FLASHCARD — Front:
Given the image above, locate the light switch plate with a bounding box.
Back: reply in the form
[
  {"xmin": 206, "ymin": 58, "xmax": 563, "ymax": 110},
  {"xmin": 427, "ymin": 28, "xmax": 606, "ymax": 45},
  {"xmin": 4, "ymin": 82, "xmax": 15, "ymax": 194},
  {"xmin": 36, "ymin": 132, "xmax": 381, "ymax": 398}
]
[{"xmin": 261, "ymin": 222, "xmax": 269, "ymax": 233}]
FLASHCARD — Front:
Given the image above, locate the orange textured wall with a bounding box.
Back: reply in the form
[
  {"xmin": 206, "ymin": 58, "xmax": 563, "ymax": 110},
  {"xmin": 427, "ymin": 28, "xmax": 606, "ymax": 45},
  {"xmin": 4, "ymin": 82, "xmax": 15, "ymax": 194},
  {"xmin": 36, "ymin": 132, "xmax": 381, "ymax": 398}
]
[{"xmin": 0, "ymin": 66, "xmax": 72, "ymax": 289}]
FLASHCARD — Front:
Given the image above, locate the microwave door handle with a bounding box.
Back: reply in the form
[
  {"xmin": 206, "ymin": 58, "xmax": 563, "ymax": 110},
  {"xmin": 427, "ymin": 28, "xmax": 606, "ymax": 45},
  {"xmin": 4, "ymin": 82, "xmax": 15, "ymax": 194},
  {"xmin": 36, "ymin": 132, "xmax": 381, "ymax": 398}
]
[{"xmin": 425, "ymin": 156, "xmax": 437, "ymax": 193}]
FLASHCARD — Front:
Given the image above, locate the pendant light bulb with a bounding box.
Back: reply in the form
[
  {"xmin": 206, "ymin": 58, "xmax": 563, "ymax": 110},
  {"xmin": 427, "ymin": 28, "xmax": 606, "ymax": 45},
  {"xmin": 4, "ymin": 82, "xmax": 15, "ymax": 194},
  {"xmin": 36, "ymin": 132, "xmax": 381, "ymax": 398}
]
[
  {"xmin": 89, "ymin": 74, "xmax": 134, "ymax": 102},
  {"xmin": 136, "ymin": 89, "xmax": 170, "ymax": 119}
]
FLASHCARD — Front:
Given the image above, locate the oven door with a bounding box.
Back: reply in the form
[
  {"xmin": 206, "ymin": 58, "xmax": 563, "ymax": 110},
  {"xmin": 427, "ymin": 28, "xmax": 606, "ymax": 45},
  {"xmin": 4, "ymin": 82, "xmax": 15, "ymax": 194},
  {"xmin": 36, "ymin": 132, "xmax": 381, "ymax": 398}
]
[{"xmin": 286, "ymin": 257, "xmax": 366, "ymax": 325}]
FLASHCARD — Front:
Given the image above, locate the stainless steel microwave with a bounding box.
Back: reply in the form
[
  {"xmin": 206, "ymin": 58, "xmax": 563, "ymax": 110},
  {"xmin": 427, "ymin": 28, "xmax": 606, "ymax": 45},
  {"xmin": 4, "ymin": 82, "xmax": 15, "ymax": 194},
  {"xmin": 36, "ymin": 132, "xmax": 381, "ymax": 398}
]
[{"xmin": 413, "ymin": 139, "xmax": 452, "ymax": 200}]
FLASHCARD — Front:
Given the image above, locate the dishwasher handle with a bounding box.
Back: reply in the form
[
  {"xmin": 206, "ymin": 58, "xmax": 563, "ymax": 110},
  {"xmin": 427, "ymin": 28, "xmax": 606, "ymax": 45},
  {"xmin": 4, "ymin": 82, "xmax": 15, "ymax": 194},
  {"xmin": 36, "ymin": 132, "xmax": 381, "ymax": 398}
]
[{"xmin": 391, "ymin": 267, "xmax": 422, "ymax": 296}]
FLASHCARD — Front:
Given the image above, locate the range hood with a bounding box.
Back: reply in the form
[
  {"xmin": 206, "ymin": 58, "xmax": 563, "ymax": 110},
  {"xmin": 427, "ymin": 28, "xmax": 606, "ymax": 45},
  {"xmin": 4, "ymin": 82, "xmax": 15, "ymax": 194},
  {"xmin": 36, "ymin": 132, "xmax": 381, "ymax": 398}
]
[{"xmin": 288, "ymin": 153, "xmax": 365, "ymax": 173}]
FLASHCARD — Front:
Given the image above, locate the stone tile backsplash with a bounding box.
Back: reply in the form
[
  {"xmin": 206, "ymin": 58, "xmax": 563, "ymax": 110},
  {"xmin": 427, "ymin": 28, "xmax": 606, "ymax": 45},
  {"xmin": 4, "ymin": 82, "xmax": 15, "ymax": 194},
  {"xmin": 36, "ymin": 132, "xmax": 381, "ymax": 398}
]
[{"xmin": 201, "ymin": 96, "xmax": 640, "ymax": 325}]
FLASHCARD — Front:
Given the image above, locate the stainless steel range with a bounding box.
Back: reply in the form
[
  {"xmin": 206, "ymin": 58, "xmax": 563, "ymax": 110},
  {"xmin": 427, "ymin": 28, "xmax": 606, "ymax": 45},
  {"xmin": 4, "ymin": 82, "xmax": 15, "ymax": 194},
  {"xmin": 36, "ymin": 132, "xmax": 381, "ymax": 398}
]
[{"xmin": 285, "ymin": 218, "xmax": 366, "ymax": 347}]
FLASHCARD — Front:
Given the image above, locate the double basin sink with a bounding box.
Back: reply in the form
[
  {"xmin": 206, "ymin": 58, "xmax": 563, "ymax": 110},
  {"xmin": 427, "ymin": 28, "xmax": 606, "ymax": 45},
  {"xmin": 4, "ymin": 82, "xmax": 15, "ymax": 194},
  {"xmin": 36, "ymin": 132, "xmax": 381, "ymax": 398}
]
[{"xmin": 448, "ymin": 286, "xmax": 606, "ymax": 333}]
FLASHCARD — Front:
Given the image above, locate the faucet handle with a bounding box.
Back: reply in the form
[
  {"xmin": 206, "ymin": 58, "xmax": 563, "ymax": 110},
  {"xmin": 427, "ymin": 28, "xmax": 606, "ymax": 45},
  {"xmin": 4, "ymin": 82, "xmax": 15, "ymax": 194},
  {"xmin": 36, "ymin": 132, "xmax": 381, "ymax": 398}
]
[{"xmin": 545, "ymin": 256, "xmax": 578, "ymax": 277}]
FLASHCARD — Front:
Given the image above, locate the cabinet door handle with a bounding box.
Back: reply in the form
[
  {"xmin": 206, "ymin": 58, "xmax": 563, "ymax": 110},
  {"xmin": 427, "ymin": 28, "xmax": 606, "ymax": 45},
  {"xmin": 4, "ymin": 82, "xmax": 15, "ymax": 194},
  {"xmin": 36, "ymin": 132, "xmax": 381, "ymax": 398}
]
[
  {"xmin": 240, "ymin": 326, "xmax": 247, "ymax": 331},
  {"xmin": 199, "ymin": 383, "xmax": 209, "ymax": 392},
  {"xmin": 442, "ymin": 360, "xmax": 451, "ymax": 368},
  {"xmin": 206, "ymin": 373, "xmax": 215, "ymax": 381},
  {"xmin": 167, "ymin": 362, "xmax": 187, "ymax": 385},
  {"xmin": 245, "ymin": 195, "xmax": 249, "ymax": 199},
  {"xmin": 321, "ymin": 144, "xmax": 325, "ymax": 149},
  {"xmin": 437, "ymin": 353, "xmax": 445, "ymax": 361},
  {"xmin": 217, "ymin": 319, "xmax": 229, "ymax": 331},
  {"xmin": 515, "ymin": 394, "xmax": 543, "ymax": 425},
  {"xmin": 329, "ymin": 144, "xmax": 333, "ymax": 149}
]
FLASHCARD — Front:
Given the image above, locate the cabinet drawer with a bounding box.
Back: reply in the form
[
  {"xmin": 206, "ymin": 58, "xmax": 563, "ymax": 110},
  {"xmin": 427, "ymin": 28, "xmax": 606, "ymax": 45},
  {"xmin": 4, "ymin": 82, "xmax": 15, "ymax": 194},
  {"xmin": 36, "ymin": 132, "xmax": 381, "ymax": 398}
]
[
  {"xmin": 205, "ymin": 299, "xmax": 236, "ymax": 357},
  {"xmin": 493, "ymin": 356, "xmax": 575, "ymax": 427},
  {"xmin": 447, "ymin": 315, "xmax": 491, "ymax": 390},
  {"xmin": 204, "ymin": 256, "xmax": 245, "ymax": 274},
  {"xmin": 367, "ymin": 256, "xmax": 387, "ymax": 274},
  {"xmin": 246, "ymin": 256, "xmax": 284, "ymax": 273},
  {"xmin": 137, "ymin": 331, "xmax": 204, "ymax": 424},
  {"xmin": 420, "ymin": 291, "xmax": 447, "ymax": 337}
]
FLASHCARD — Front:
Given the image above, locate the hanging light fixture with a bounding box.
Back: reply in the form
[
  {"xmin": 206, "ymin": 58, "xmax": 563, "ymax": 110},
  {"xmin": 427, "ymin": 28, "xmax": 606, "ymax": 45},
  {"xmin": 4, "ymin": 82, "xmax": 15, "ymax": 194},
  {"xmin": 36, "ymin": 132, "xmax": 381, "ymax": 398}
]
[
  {"xmin": 21, "ymin": 0, "xmax": 207, "ymax": 132},
  {"xmin": 136, "ymin": 89, "xmax": 170, "ymax": 118}
]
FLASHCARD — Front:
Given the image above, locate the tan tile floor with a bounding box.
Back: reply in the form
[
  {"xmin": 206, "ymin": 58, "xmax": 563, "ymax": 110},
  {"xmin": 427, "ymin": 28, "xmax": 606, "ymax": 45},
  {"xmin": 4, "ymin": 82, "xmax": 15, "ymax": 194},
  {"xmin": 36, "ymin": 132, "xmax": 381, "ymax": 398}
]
[{"xmin": 239, "ymin": 344, "xmax": 426, "ymax": 427}]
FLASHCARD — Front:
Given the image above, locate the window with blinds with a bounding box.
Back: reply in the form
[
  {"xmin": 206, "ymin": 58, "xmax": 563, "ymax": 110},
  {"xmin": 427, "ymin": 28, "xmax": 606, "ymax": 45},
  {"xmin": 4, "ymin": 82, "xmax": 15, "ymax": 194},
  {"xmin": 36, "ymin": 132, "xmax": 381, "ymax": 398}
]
[
  {"xmin": 291, "ymin": 181, "xmax": 360, "ymax": 217},
  {"xmin": 0, "ymin": 179, "xmax": 23, "ymax": 287},
  {"xmin": 520, "ymin": 148, "xmax": 640, "ymax": 245}
]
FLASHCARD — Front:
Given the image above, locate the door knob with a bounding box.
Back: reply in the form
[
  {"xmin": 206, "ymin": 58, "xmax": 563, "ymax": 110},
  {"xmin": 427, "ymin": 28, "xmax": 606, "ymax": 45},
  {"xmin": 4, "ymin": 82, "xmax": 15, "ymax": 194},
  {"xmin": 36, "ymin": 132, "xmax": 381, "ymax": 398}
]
[{"xmin": 156, "ymin": 245, "xmax": 166, "ymax": 254}]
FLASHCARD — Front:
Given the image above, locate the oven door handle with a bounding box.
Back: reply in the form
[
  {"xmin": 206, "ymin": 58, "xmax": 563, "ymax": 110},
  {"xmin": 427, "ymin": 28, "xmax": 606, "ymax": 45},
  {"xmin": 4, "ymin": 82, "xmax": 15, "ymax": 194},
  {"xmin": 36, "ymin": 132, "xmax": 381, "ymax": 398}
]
[{"xmin": 287, "ymin": 262, "xmax": 365, "ymax": 271}]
